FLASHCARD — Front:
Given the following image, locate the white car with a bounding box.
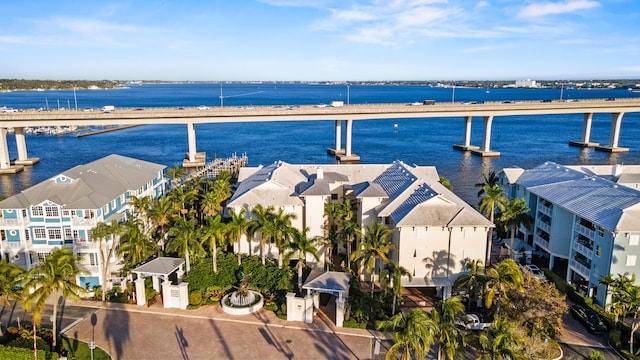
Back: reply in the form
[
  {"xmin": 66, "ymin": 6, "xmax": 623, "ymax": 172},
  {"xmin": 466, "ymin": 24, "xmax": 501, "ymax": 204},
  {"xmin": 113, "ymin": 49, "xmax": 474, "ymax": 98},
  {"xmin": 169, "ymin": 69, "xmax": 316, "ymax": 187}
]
[
  {"xmin": 197, "ymin": 105, "xmax": 210, "ymax": 110},
  {"xmin": 524, "ymin": 264, "xmax": 546, "ymax": 280}
]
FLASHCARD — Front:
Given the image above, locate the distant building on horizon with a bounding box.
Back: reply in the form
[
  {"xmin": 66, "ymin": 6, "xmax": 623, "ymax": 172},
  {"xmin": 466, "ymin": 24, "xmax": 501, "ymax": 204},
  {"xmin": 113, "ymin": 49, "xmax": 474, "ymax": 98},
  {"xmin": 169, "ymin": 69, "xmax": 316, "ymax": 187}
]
[
  {"xmin": 515, "ymin": 79, "xmax": 538, "ymax": 88},
  {"xmin": 0, "ymin": 154, "xmax": 166, "ymax": 292}
]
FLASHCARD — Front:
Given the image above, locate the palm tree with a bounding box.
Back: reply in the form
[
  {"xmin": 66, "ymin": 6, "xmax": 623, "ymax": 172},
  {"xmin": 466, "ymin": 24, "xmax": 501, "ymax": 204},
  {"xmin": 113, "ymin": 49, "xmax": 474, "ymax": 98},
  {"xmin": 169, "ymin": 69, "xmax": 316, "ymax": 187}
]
[
  {"xmin": 484, "ymin": 259, "xmax": 523, "ymax": 313},
  {"xmin": 166, "ymin": 164, "xmax": 186, "ymax": 188},
  {"xmin": 453, "ymin": 259, "xmax": 485, "ymax": 311},
  {"xmin": 118, "ymin": 219, "xmax": 157, "ymax": 269},
  {"xmin": 350, "ymin": 222, "xmax": 397, "ymax": 296},
  {"xmin": 478, "ymin": 183, "xmax": 507, "ymax": 265},
  {"xmin": 0, "ymin": 261, "xmax": 24, "ymax": 336},
  {"xmin": 477, "ymin": 317, "xmax": 525, "ymax": 360},
  {"xmin": 167, "ymin": 217, "xmax": 202, "ymax": 273},
  {"xmin": 248, "ymin": 204, "xmax": 275, "ymax": 265},
  {"xmin": 323, "ymin": 201, "xmax": 343, "ymax": 267},
  {"xmin": 169, "ymin": 186, "xmax": 198, "ymax": 220},
  {"xmin": 91, "ymin": 221, "xmax": 116, "ymax": 302},
  {"xmin": 376, "ymin": 308, "xmax": 436, "ymax": 360},
  {"xmin": 200, "ymin": 215, "xmax": 226, "ymax": 273},
  {"xmin": 128, "ymin": 195, "xmax": 152, "ymax": 227},
  {"xmin": 380, "ymin": 261, "xmax": 412, "ymax": 315},
  {"xmin": 227, "ymin": 208, "xmax": 250, "ymax": 265},
  {"xmin": 271, "ymin": 207, "xmax": 297, "ymax": 268},
  {"xmin": 148, "ymin": 196, "xmax": 177, "ymax": 253},
  {"xmin": 475, "ymin": 170, "xmax": 499, "ymax": 197},
  {"xmin": 431, "ymin": 296, "xmax": 466, "ymax": 360},
  {"xmin": 439, "ymin": 175, "xmax": 453, "ymax": 191},
  {"xmin": 24, "ymin": 248, "xmax": 87, "ymax": 351},
  {"xmin": 339, "ymin": 219, "xmax": 361, "ymax": 271},
  {"xmin": 499, "ymin": 198, "xmax": 533, "ymax": 258},
  {"xmin": 284, "ymin": 227, "xmax": 320, "ymax": 290},
  {"xmin": 200, "ymin": 191, "xmax": 223, "ymax": 220}
]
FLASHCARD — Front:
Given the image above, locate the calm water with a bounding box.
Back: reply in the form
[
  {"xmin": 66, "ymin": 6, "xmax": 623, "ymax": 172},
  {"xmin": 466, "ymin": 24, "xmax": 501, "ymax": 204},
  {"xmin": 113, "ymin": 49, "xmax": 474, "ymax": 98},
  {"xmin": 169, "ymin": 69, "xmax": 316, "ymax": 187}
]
[{"xmin": 1, "ymin": 83, "xmax": 640, "ymax": 205}]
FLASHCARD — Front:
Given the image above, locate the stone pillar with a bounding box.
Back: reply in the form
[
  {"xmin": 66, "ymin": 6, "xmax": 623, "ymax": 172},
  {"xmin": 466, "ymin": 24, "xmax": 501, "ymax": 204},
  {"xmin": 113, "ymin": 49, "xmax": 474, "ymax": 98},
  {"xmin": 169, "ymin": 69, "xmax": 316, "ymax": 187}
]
[
  {"xmin": 0, "ymin": 128, "xmax": 10, "ymax": 169},
  {"xmin": 335, "ymin": 120, "xmax": 342, "ymax": 151},
  {"xmin": 162, "ymin": 280, "xmax": 172, "ymax": 308},
  {"xmin": 135, "ymin": 278, "xmax": 146, "ymax": 306},
  {"xmin": 345, "ymin": 119, "xmax": 353, "ymax": 156},
  {"xmin": 481, "ymin": 115, "xmax": 493, "ymax": 152},
  {"xmin": 312, "ymin": 292, "xmax": 320, "ymax": 311},
  {"xmin": 582, "ymin": 113, "xmax": 594, "ymax": 143},
  {"xmin": 463, "ymin": 116, "xmax": 472, "ymax": 147},
  {"xmin": 178, "ymin": 282, "xmax": 189, "ymax": 310},
  {"xmin": 14, "ymin": 127, "xmax": 27, "ymax": 161},
  {"xmin": 186, "ymin": 122, "xmax": 197, "ymax": 162},
  {"xmin": 152, "ymin": 275, "xmax": 160, "ymax": 293},
  {"xmin": 608, "ymin": 112, "xmax": 624, "ymax": 148},
  {"xmin": 304, "ymin": 293, "xmax": 314, "ymax": 323},
  {"xmin": 335, "ymin": 297, "xmax": 346, "ymax": 327}
]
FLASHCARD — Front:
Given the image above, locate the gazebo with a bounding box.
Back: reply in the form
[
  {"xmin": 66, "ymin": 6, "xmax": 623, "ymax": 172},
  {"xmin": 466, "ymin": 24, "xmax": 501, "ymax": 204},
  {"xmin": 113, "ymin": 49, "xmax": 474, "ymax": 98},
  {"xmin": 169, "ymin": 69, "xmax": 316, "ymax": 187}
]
[
  {"xmin": 293, "ymin": 271, "xmax": 351, "ymax": 327},
  {"xmin": 131, "ymin": 257, "xmax": 188, "ymax": 309}
]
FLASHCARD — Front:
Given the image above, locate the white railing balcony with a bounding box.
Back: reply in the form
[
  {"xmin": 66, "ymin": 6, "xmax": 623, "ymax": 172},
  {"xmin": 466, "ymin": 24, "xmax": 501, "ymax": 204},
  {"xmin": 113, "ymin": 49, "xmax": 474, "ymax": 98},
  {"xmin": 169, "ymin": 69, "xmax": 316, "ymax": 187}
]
[
  {"xmin": 79, "ymin": 264, "xmax": 100, "ymax": 274},
  {"xmin": 536, "ymin": 220, "xmax": 552, "ymax": 234},
  {"xmin": 1, "ymin": 240, "xmax": 25, "ymax": 249},
  {"xmin": 74, "ymin": 241, "xmax": 100, "ymax": 250},
  {"xmin": 0, "ymin": 218, "xmax": 29, "ymax": 226},
  {"xmin": 575, "ymin": 223, "xmax": 596, "ymax": 239},
  {"xmin": 534, "ymin": 235, "xmax": 550, "ymax": 251},
  {"xmin": 570, "ymin": 259, "xmax": 591, "ymax": 278},
  {"xmin": 538, "ymin": 203, "xmax": 553, "ymax": 217},
  {"xmin": 573, "ymin": 241, "xmax": 593, "ymax": 258},
  {"xmin": 72, "ymin": 217, "xmax": 99, "ymax": 227}
]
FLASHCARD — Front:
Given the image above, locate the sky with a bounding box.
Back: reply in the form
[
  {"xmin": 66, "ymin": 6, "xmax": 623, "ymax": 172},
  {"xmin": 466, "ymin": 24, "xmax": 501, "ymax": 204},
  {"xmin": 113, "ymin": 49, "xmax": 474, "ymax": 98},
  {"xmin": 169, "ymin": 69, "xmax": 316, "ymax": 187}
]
[{"xmin": 1, "ymin": 0, "xmax": 639, "ymax": 81}]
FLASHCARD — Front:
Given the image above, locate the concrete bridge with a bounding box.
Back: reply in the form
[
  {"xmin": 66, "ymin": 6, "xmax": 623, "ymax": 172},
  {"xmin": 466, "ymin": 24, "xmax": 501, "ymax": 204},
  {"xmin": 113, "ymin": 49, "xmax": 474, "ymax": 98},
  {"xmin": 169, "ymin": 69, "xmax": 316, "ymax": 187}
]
[{"xmin": 1, "ymin": 98, "xmax": 640, "ymax": 173}]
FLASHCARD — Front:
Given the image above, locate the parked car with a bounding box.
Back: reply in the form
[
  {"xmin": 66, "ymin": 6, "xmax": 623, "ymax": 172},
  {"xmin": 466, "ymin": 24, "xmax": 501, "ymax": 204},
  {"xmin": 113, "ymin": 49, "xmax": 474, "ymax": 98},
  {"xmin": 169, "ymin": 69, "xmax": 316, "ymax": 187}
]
[
  {"xmin": 524, "ymin": 264, "xmax": 546, "ymax": 280},
  {"xmin": 455, "ymin": 313, "xmax": 493, "ymax": 331},
  {"xmin": 569, "ymin": 304, "xmax": 608, "ymax": 333}
]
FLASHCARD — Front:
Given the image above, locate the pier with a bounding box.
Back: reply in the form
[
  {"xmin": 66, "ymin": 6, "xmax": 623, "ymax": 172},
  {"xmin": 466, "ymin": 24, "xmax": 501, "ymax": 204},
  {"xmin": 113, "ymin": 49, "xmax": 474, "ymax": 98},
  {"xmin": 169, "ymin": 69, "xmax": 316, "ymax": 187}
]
[{"xmin": 1, "ymin": 99, "xmax": 640, "ymax": 171}]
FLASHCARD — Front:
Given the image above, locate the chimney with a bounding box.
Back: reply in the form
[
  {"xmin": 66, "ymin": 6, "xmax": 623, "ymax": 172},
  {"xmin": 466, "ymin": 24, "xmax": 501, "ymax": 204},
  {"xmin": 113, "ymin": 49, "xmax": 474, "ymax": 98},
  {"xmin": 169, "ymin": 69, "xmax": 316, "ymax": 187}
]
[
  {"xmin": 317, "ymin": 166, "xmax": 324, "ymax": 180},
  {"xmin": 613, "ymin": 164, "xmax": 623, "ymax": 177}
]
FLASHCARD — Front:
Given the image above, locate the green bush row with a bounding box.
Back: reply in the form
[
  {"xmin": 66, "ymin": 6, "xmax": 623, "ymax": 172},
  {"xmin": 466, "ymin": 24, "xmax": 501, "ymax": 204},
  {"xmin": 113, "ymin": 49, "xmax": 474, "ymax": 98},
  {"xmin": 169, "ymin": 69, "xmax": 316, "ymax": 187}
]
[{"xmin": 0, "ymin": 344, "xmax": 59, "ymax": 360}]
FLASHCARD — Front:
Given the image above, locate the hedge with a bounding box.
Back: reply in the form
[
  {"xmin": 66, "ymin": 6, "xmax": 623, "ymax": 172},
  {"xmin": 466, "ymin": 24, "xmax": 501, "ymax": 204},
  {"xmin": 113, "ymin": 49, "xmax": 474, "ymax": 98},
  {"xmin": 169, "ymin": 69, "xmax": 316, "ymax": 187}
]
[{"xmin": 0, "ymin": 344, "xmax": 58, "ymax": 360}]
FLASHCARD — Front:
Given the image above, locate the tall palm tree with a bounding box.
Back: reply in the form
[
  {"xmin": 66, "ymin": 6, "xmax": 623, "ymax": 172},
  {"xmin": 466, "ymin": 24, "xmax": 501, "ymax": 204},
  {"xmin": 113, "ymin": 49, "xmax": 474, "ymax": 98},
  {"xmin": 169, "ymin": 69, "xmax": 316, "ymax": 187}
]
[
  {"xmin": 169, "ymin": 186, "xmax": 198, "ymax": 220},
  {"xmin": 128, "ymin": 195, "xmax": 152, "ymax": 227},
  {"xmin": 24, "ymin": 248, "xmax": 87, "ymax": 351},
  {"xmin": 167, "ymin": 217, "xmax": 202, "ymax": 273},
  {"xmin": 453, "ymin": 259, "xmax": 485, "ymax": 311},
  {"xmin": 166, "ymin": 164, "xmax": 186, "ymax": 188},
  {"xmin": 484, "ymin": 259, "xmax": 523, "ymax": 313},
  {"xmin": 499, "ymin": 198, "xmax": 533, "ymax": 258},
  {"xmin": 0, "ymin": 261, "xmax": 24, "ymax": 337},
  {"xmin": 284, "ymin": 227, "xmax": 320, "ymax": 290},
  {"xmin": 439, "ymin": 175, "xmax": 453, "ymax": 191},
  {"xmin": 339, "ymin": 219, "xmax": 361, "ymax": 271},
  {"xmin": 376, "ymin": 308, "xmax": 436, "ymax": 360},
  {"xmin": 350, "ymin": 222, "xmax": 397, "ymax": 296},
  {"xmin": 431, "ymin": 296, "xmax": 466, "ymax": 360},
  {"xmin": 271, "ymin": 207, "xmax": 297, "ymax": 268},
  {"xmin": 478, "ymin": 183, "xmax": 507, "ymax": 265},
  {"xmin": 118, "ymin": 219, "xmax": 156, "ymax": 270},
  {"xmin": 148, "ymin": 196, "xmax": 177, "ymax": 253},
  {"xmin": 200, "ymin": 191, "xmax": 223, "ymax": 220},
  {"xmin": 380, "ymin": 261, "xmax": 412, "ymax": 315},
  {"xmin": 227, "ymin": 208, "xmax": 250, "ymax": 265},
  {"xmin": 475, "ymin": 170, "xmax": 499, "ymax": 197},
  {"xmin": 91, "ymin": 221, "xmax": 115, "ymax": 302},
  {"xmin": 200, "ymin": 215, "xmax": 226, "ymax": 273},
  {"xmin": 248, "ymin": 204, "xmax": 275, "ymax": 265},
  {"xmin": 477, "ymin": 317, "xmax": 525, "ymax": 360},
  {"xmin": 323, "ymin": 201, "xmax": 343, "ymax": 267}
]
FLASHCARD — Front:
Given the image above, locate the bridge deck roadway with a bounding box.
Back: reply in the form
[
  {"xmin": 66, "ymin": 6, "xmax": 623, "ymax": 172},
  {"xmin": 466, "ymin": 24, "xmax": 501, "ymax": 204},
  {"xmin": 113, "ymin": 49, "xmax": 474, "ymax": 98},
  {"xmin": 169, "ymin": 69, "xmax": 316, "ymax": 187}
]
[{"xmin": 2, "ymin": 99, "xmax": 640, "ymax": 127}]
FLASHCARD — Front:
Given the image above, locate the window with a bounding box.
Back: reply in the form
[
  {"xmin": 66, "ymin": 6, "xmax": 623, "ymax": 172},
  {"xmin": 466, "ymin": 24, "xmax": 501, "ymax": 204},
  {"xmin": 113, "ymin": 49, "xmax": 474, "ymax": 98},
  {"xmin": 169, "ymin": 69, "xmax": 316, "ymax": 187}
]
[
  {"xmin": 45, "ymin": 206, "xmax": 59, "ymax": 217},
  {"xmin": 630, "ymin": 234, "xmax": 640, "ymax": 246},
  {"xmin": 87, "ymin": 230, "xmax": 93, "ymax": 242},
  {"xmin": 331, "ymin": 194, "xmax": 338, "ymax": 200},
  {"xmin": 626, "ymin": 255, "xmax": 637, "ymax": 266},
  {"xmin": 48, "ymin": 229, "xmax": 62, "ymax": 239},
  {"xmin": 597, "ymin": 226, "xmax": 604, "ymax": 237},
  {"xmin": 64, "ymin": 228, "xmax": 72, "ymax": 239},
  {"xmin": 63, "ymin": 210, "xmax": 70, "ymax": 217},
  {"xmin": 111, "ymin": 199, "xmax": 116, "ymax": 209},
  {"xmin": 596, "ymin": 245, "xmax": 602, "ymax": 256},
  {"xmin": 37, "ymin": 252, "xmax": 49, "ymax": 261},
  {"xmin": 22, "ymin": 209, "xmax": 27, "ymax": 217},
  {"xmin": 73, "ymin": 230, "xmax": 79, "ymax": 240},
  {"xmin": 33, "ymin": 228, "xmax": 47, "ymax": 239},
  {"xmin": 103, "ymin": 205, "xmax": 108, "ymax": 215},
  {"xmin": 89, "ymin": 253, "xmax": 98, "ymax": 266},
  {"xmin": 24, "ymin": 230, "xmax": 30, "ymax": 241},
  {"xmin": 32, "ymin": 206, "xmax": 43, "ymax": 216}
]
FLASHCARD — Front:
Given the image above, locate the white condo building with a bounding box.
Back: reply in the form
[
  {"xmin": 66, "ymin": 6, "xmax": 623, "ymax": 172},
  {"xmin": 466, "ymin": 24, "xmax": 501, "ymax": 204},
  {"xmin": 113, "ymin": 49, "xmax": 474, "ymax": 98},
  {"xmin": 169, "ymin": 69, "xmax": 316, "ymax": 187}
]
[
  {"xmin": 0, "ymin": 154, "xmax": 166, "ymax": 292},
  {"xmin": 499, "ymin": 162, "xmax": 640, "ymax": 306},
  {"xmin": 226, "ymin": 160, "xmax": 493, "ymax": 297}
]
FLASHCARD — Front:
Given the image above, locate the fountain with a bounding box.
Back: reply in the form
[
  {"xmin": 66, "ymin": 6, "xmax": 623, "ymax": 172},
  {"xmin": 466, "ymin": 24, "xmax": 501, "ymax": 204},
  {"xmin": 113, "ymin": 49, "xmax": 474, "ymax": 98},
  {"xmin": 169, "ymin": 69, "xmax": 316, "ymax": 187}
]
[{"xmin": 221, "ymin": 273, "xmax": 263, "ymax": 315}]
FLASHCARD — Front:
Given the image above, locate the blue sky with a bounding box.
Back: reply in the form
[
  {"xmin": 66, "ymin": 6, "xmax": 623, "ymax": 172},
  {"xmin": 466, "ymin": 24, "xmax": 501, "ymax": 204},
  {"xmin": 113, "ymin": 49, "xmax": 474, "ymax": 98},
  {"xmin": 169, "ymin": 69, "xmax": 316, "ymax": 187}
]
[{"xmin": 1, "ymin": 0, "xmax": 639, "ymax": 81}]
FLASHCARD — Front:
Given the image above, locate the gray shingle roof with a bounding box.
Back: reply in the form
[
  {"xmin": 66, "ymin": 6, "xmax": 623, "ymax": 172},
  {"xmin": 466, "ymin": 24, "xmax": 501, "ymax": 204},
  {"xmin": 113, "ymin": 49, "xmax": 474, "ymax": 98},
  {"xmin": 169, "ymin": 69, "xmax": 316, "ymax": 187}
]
[{"xmin": 132, "ymin": 257, "xmax": 184, "ymax": 276}]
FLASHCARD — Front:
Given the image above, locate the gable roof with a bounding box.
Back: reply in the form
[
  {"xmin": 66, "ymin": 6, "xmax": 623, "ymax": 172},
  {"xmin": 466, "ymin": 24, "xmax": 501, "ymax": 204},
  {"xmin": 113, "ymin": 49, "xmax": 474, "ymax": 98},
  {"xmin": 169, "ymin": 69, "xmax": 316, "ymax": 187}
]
[{"xmin": 0, "ymin": 154, "xmax": 165, "ymax": 209}]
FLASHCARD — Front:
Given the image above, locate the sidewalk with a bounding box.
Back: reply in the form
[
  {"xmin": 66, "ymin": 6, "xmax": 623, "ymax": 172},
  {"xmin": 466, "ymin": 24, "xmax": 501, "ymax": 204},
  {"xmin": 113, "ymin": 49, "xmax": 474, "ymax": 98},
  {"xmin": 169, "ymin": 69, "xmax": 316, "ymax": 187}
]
[{"xmin": 64, "ymin": 299, "xmax": 389, "ymax": 360}]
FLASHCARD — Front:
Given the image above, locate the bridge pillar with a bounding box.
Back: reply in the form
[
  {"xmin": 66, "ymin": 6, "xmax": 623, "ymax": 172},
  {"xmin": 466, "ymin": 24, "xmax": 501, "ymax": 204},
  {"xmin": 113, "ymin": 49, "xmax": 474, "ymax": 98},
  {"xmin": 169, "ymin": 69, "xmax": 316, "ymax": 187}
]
[
  {"xmin": 182, "ymin": 122, "xmax": 206, "ymax": 168},
  {"xmin": 453, "ymin": 116, "xmax": 479, "ymax": 151},
  {"xmin": 336, "ymin": 118, "xmax": 360, "ymax": 163},
  {"xmin": 0, "ymin": 128, "xmax": 23, "ymax": 174},
  {"xmin": 13, "ymin": 127, "xmax": 40, "ymax": 166},
  {"xmin": 596, "ymin": 112, "xmax": 629, "ymax": 153},
  {"xmin": 471, "ymin": 116, "xmax": 500, "ymax": 157},
  {"xmin": 569, "ymin": 113, "xmax": 599, "ymax": 147},
  {"xmin": 327, "ymin": 120, "xmax": 345, "ymax": 155}
]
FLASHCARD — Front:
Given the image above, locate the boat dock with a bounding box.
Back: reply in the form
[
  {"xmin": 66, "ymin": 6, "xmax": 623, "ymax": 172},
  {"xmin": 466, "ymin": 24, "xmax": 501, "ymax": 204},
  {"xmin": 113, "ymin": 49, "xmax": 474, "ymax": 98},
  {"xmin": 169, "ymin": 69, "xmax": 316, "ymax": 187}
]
[
  {"xmin": 76, "ymin": 124, "xmax": 141, "ymax": 137},
  {"xmin": 185, "ymin": 153, "xmax": 249, "ymax": 181}
]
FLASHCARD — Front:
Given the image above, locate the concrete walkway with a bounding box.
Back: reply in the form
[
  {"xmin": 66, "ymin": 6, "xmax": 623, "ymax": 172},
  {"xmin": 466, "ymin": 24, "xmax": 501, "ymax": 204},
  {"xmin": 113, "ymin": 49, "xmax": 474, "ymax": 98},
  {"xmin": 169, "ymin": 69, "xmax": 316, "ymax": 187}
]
[{"xmin": 63, "ymin": 300, "xmax": 389, "ymax": 360}]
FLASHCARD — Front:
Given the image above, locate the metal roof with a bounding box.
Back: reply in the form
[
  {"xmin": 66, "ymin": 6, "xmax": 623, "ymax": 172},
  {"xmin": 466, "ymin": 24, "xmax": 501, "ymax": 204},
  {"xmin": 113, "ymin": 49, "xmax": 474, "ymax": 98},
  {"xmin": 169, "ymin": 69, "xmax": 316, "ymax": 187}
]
[
  {"xmin": 132, "ymin": 257, "xmax": 185, "ymax": 276},
  {"xmin": 302, "ymin": 271, "xmax": 351, "ymax": 296}
]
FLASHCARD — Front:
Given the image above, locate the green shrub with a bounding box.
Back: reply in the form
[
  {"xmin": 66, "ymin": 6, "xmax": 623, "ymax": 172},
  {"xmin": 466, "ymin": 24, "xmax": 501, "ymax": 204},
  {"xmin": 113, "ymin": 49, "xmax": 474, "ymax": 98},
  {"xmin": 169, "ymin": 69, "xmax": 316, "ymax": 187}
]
[
  {"xmin": 145, "ymin": 286, "xmax": 156, "ymax": 301},
  {"xmin": 265, "ymin": 303, "xmax": 278, "ymax": 312},
  {"xmin": 609, "ymin": 329, "xmax": 622, "ymax": 348},
  {"xmin": 6, "ymin": 336, "xmax": 49, "ymax": 352},
  {"xmin": 587, "ymin": 350, "xmax": 605, "ymax": 360},
  {"xmin": 0, "ymin": 345, "xmax": 58, "ymax": 360},
  {"xmin": 189, "ymin": 290, "xmax": 203, "ymax": 305}
]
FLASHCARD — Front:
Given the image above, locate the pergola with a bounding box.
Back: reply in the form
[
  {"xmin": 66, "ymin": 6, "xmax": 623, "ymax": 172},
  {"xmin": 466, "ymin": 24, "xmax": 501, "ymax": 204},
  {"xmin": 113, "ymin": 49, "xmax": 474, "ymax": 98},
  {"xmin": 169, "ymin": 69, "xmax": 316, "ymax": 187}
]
[
  {"xmin": 131, "ymin": 257, "xmax": 185, "ymax": 307},
  {"xmin": 302, "ymin": 271, "xmax": 351, "ymax": 327}
]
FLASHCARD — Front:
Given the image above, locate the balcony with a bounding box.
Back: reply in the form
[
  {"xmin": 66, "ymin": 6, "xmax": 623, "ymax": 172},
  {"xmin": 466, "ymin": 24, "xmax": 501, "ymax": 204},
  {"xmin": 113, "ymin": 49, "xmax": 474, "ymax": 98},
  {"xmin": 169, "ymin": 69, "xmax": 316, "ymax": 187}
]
[
  {"xmin": 1, "ymin": 240, "xmax": 25, "ymax": 249},
  {"xmin": 536, "ymin": 220, "xmax": 552, "ymax": 234},
  {"xmin": 0, "ymin": 218, "xmax": 29, "ymax": 226},
  {"xmin": 72, "ymin": 217, "xmax": 98, "ymax": 227},
  {"xmin": 74, "ymin": 241, "xmax": 100, "ymax": 250},
  {"xmin": 575, "ymin": 222, "xmax": 596, "ymax": 239},
  {"xmin": 570, "ymin": 259, "xmax": 591, "ymax": 278},
  {"xmin": 538, "ymin": 203, "xmax": 553, "ymax": 217},
  {"xmin": 534, "ymin": 235, "xmax": 550, "ymax": 251},
  {"xmin": 573, "ymin": 241, "xmax": 593, "ymax": 258}
]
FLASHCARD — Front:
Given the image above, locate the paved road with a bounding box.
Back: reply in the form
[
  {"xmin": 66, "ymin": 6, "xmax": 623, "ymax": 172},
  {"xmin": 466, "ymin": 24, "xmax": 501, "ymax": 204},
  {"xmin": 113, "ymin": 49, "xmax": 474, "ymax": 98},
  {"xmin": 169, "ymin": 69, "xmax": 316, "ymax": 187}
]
[
  {"xmin": 0, "ymin": 299, "xmax": 94, "ymax": 333},
  {"xmin": 559, "ymin": 311, "xmax": 623, "ymax": 359}
]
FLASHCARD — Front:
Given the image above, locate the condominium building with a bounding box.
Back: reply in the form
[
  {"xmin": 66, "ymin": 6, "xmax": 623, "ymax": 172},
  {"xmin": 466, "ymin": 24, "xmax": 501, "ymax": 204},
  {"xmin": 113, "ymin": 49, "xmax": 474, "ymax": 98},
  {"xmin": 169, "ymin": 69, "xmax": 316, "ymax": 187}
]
[
  {"xmin": 499, "ymin": 162, "xmax": 640, "ymax": 306},
  {"xmin": 0, "ymin": 154, "xmax": 166, "ymax": 291},
  {"xmin": 226, "ymin": 160, "xmax": 493, "ymax": 297}
]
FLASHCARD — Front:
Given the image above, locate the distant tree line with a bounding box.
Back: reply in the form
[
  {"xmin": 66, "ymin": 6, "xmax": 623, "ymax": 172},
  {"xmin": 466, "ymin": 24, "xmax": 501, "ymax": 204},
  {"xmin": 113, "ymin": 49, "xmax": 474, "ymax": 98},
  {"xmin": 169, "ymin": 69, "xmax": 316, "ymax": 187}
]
[{"xmin": 0, "ymin": 79, "xmax": 124, "ymax": 91}]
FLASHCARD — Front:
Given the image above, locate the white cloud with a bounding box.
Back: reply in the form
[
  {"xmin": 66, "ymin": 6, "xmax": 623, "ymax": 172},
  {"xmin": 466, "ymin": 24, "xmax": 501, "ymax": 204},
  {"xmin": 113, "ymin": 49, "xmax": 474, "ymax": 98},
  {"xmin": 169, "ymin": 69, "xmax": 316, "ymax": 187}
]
[
  {"xmin": 518, "ymin": 0, "xmax": 599, "ymax": 18},
  {"xmin": 476, "ymin": 1, "xmax": 489, "ymax": 8}
]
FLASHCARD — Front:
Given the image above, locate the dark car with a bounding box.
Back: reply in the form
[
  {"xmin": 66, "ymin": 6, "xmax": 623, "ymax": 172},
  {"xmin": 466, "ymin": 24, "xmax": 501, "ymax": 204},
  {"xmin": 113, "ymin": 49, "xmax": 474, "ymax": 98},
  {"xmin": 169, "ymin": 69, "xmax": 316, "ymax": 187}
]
[{"xmin": 570, "ymin": 304, "xmax": 608, "ymax": 333}]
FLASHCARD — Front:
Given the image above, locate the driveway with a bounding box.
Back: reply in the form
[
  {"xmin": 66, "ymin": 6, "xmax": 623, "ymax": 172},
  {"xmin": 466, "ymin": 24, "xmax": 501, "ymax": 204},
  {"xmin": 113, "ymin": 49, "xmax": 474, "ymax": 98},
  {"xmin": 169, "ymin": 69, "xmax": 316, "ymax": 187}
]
[{"xmin": 558, "ymin": 310, "xmax": 623, "ymax": 359}]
